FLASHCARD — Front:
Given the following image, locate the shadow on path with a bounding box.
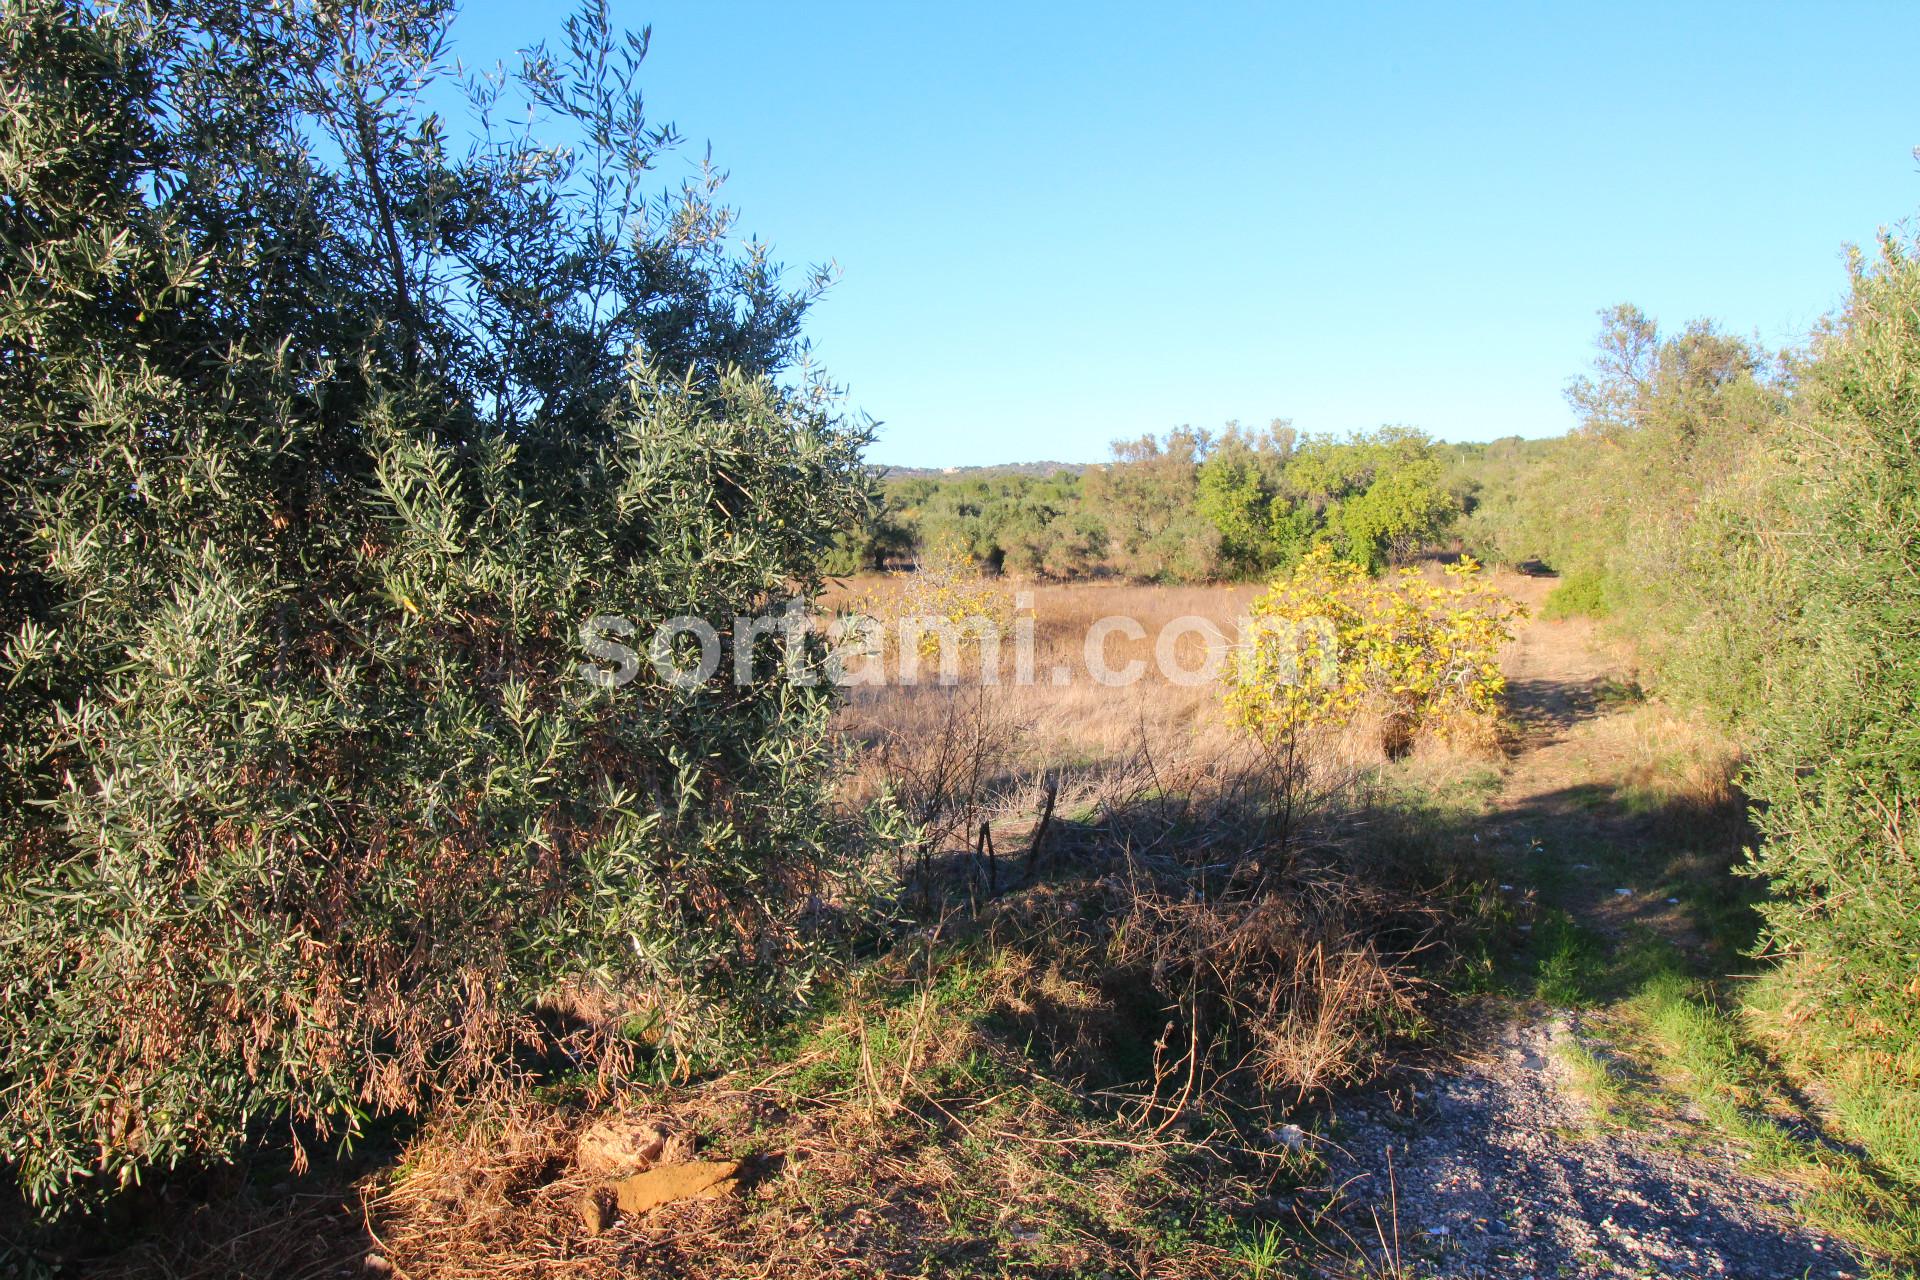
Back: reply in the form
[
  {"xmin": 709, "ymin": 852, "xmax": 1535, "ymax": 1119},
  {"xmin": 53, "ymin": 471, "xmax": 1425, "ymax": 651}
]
[{"xmin": 1319, "ymin": 1018, "xmax": 1860, "ymax": 1280}]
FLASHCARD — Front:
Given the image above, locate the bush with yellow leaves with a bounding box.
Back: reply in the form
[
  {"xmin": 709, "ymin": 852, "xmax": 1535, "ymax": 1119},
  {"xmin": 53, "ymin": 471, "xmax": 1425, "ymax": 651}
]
[
  {"xmin": 1227, "ymin": 546, "xmax": 1525, "ymax": 756},
  {"xmin": 895, "ymin": 533, "xmax": 1016, "ymax": 672},
  {"xmin": 837, "ymin": 533, "xmax": 1015, "ymax": 682}
]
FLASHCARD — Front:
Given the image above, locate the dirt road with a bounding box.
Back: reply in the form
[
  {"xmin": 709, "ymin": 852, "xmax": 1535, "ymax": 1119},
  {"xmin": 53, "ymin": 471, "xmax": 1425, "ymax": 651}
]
[{"xmin": 1318, "ymin": 584, "xmax": 1864, "ymax": 1280}]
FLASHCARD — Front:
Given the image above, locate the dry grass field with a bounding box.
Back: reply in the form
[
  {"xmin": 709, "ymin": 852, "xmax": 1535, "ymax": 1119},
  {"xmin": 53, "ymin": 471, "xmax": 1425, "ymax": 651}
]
[
  {"xmin": 825, "ymin": 575, "xmax": 1266, "ymax": 843},
  {"xmin": 824, "ymin": 568, "xmax": 1529, "ymax": 859}
]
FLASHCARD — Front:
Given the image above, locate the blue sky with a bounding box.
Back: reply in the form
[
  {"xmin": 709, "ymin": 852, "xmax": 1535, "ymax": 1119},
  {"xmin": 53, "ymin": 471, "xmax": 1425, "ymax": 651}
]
[{"xmin": 455, "ymin": 1, "xmax": 1920, "ymax": 467}]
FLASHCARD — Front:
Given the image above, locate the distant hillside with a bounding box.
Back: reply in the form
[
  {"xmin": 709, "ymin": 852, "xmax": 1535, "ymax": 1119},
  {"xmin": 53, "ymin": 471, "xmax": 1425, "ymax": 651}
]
[{"xmin": 874, "ymin": 460, "xmax": 1092, "ymax": 480}]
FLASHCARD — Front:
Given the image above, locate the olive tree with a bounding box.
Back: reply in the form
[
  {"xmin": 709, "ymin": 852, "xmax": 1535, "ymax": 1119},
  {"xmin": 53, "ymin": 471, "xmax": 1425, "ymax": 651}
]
[{"xmin": 0, "ymin": 0, "xmax": 889, "ymax": 1205}]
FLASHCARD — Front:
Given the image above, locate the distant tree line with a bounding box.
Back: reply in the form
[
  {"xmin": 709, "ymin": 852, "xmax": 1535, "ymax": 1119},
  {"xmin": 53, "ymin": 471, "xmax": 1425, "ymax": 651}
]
[{"xmin": 831, "ymin": 423, "xmax": 1463, "ymax": 581}]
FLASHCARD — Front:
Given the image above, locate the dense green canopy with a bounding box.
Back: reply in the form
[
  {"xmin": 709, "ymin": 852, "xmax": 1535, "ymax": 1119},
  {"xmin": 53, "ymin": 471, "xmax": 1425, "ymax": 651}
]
[{"xmin": 0, "ymin": 0, "xmax": 885, "ymax": 1204}]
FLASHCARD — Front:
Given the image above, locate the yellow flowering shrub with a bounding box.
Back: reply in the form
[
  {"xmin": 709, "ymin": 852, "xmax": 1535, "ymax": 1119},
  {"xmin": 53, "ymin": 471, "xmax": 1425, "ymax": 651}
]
[
  {"xmin": 1227, "ymin": 545, "xmax": 1525, "ymax": 755},
  {"xmin": 900, "ymin": 533, "xmax": 1015, "ymax": 656},
  {"xmin": 839, "ymin": 533, "xmax": 1013, "ymax": 680}
]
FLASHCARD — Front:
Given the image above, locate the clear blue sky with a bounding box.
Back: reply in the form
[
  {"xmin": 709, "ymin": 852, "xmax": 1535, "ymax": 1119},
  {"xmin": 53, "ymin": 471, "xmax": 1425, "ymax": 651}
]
[{"xmin": 455, "ymin": 1, "xmax": 1919, "ymax": 468}]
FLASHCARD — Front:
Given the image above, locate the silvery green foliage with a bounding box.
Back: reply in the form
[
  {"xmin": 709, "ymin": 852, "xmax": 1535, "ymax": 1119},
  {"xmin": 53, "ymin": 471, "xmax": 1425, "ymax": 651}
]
[
  {"xmin": 1743, "ymin": 234, "xmax": 1920, "ymax": 1048},
  {"xmin": 0, "ymin": 0, "xmax": 891, "ymax": 1205}
]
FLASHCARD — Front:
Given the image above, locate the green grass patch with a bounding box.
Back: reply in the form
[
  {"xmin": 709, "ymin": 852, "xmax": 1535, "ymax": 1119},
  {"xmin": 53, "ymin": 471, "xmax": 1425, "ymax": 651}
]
[
  {"xmin": 1541, "ymin": 567, "xmax": 1614, "ymax": 620},
  {"xmin": 1530, "ymin": 910, "xmax": 1612, "ymax": 1005},
  {"xmin": 1633, "ymin": 973, "xmax": 1920, "ymax": 1263},
  {"xmin": 1529, "ymin": 912, "xmax": 1679, "ymax": 1008},
  {"xmin": 1554, "ymin": 1038, "xmax": 1628, "ymax": 1122},
  {"xmin": 1747, "ymin": 971, "xmax": 1920, "ymax": 1189}
]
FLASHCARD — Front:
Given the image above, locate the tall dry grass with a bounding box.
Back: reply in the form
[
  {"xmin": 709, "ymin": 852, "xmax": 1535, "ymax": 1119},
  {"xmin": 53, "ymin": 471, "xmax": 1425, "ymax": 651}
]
[
  {"xmin": 825, "ymin": 571, "xmax": 1507, "ymax": 1106},
  {"xmin": 827, "ymin": 572, "xmax": 1510, "ymax": 862},
  {"xmin": 827, "ymin": 576, "xmax": 1262, "ymax": 771}
]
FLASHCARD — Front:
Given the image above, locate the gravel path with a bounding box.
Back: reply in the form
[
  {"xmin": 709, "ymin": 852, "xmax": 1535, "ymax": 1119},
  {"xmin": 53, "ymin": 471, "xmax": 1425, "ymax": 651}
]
[
  {"xmin": 1320, "ymin": 1014, "xmax": 1860, "ymax": 1279},
  {"xmin": 1313, "ymin": 582, "xmax": 1865, "ymax": 1279}
]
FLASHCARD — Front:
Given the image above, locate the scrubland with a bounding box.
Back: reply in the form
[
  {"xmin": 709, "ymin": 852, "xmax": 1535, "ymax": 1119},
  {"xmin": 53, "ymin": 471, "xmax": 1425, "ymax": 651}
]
[
  {"xmin": 59, "ymin": 571, "xmax": 1525, "ymax": 1279},
  {"xmin": 37, "ymin": 562, "xmax": 1920, "ymax": 1280},
  {"xmin": 10, "ymin": 2, "xmax": 1920, "ymax": 1274}
]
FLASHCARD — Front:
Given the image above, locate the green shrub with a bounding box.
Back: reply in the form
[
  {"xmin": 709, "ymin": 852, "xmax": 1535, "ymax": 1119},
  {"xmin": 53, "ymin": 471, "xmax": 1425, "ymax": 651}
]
[
  {"xmin": 0, "ymin": 0, "xmax": 890, "ymax": 1206},
  {"xmin": 1082, "ymin": 428, "xmax": 1225, "ymax": 581},
  {"xmin": 1329, "ymin": 439, "xmax": 1459, "ymax": 570},
  {"xmin": 1451, "ymin": 304, "xmax": 1791, "ymax": 720},
  {"xmin": 1541, "ymin": 568, "xmax": 1614, "ymax": 620},
  {"xmin": 1742, "ymin": 232, "xmax": 1920, "ymax": 1053}
]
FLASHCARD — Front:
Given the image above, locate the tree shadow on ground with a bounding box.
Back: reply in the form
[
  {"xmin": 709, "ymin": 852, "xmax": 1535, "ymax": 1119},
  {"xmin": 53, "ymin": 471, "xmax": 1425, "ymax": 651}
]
[
  {"xmin": 2, "ymin": 1130, "xmax": 386, "ymax": 1280},
  {"xmin": 1503, "ymin": 672, "xmax": 1610, "ymax": 739}
]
